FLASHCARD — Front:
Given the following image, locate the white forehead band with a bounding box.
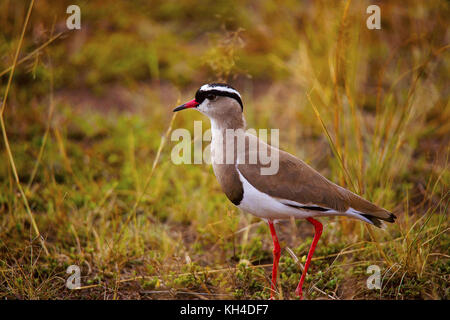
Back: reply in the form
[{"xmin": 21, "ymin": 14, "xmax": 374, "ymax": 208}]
[{"xmin": 200, "ymin": 84, "xmax": 241, "ymax": 98}]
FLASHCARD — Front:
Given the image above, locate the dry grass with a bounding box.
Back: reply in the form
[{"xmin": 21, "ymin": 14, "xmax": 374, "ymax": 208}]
[{"xmin": 0, "ymin": 0, "xmax": 448, "ymax": 299}]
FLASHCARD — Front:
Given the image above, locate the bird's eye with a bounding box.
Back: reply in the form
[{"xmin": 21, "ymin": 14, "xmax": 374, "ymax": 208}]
[{"xmin": 206, "ymin": 93, "xmax": 216, "ymax": 100}]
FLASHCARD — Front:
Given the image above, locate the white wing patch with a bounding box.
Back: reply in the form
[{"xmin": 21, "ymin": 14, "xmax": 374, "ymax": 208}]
[{"xmin": 345, "ymin": 208, "xmax": 379, "ymax": 226}]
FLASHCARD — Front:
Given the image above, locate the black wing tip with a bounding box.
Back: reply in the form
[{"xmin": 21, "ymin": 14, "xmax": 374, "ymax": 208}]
[
  {"xmin": 386, "ymin": 212, "xmax": 397, "ymax": 223},
  {"xmin": 360, "ymin": 212, "xmax": 397, "ymax": 228},
  {"xmin": 360, "ymin": 214, "xmax": 383, "ymax": 228}
]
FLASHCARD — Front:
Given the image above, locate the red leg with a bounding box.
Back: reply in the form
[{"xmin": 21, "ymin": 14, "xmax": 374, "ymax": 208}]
[
  {"xmin": 295, "ymin": 217, "xmax": 323, "ymax": 299},
  {"xmin": 268, "ymin": 220, "xmax": 281, "ymax": 300}
]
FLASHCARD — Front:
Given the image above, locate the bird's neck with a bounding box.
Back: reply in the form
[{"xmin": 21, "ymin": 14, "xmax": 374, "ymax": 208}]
[
  {"xmin": 210, "ymin": 113, "xmax": 246, "ymax": 132},
  {"xmin": 209, "ymin": 114, "xmax": 246, "ymax": 166}
]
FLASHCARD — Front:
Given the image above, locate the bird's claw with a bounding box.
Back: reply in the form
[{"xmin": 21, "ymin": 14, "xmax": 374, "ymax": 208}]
[{"xmin": 295, "ymin": 288, "xmax": 304, "ymax": 300}]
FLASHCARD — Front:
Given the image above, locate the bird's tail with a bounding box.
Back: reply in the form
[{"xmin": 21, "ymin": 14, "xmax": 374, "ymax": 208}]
[
  {"xmin": 357, "ymin": 213, "xmax": 395, "ymax": 228},
  {"xmin": 339, "ymin": 187, "xmax": 397, "ymax": 228}
]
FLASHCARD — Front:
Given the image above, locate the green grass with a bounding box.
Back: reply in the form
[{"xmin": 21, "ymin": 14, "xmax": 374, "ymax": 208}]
[{"xmin": 0, "ymin": 0, "xmax": 448, "ymax": 299}]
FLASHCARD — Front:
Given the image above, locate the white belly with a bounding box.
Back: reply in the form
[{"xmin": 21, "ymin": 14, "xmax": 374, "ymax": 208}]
[{"xmin": 236, "ymin": 169, "xmax": 311, "ymax": 220}]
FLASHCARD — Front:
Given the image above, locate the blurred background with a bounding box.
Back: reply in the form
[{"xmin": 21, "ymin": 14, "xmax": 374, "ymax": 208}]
[{"xmin": 0, "ymin": 0, "xmax": 448, "ymax": 299}]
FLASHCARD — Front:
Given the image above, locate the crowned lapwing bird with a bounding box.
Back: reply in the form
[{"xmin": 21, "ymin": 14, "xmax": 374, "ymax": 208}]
[{"xmin": 173, "ymin": 83, "xmax": 396, "ymax": 299}]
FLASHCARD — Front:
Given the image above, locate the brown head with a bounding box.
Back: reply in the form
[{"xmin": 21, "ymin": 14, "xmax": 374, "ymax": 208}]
[{"xmin": 173, "ymin": 83, "xmax": 245, "ymax": 129}]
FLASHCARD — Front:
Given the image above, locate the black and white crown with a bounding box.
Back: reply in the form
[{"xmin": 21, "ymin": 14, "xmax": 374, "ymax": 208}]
[{"xmin": 195, "ymin": 83, "xmax": 243, "ymax": 110}]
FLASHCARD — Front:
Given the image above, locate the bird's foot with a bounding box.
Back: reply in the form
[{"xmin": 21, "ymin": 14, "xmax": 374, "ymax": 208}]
[
  {"xmin": 269, "ymin": 288, "xmax": 276, "ymax": 300},
  {"xmin": 295, "ymin": 287, "xmax": 304, "ymax": 300}
]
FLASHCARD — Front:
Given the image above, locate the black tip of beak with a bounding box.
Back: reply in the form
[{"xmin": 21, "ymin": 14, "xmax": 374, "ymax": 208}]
[
  {"xmin": 173, "ymin": 99, "xmax": 198, "ymax": 112},
  {"xmin": 173, "ymin": 104, "xmax": 186, "ymax": 112}
]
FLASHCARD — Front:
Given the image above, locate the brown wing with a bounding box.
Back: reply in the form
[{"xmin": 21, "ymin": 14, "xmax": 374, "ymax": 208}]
[{"xmin": 237, "ymin": 136, "xmax": 395, "ymax": 223}]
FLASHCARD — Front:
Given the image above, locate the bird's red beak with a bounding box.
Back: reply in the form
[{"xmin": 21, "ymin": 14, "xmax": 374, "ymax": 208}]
[{"xmin": 173, "ymin": 99, "xmax": 199, "ymax": 112}]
